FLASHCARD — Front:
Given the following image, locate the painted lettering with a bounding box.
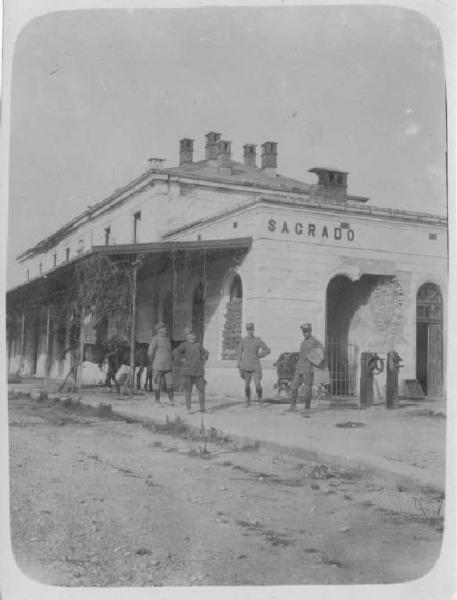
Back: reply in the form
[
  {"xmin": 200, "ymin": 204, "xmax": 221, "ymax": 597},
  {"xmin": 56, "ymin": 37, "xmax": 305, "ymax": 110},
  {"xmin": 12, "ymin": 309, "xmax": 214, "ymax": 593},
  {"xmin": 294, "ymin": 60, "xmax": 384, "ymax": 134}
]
[
  {"xmin": 268, "ymin": 218, "xmax": 277, "ymax": 232},
  {"xmin": 267, "ymin": 217, "xmax": 355, "ymax": 242}
]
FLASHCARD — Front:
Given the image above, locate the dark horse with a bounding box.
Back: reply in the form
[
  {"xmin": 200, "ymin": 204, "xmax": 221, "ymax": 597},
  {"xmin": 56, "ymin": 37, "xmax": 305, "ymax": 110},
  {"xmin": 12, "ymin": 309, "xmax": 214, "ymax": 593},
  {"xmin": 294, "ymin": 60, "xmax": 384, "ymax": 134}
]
[{"xmin": 84, "ymin": 335, "xmax": 151, "ymax": 394}]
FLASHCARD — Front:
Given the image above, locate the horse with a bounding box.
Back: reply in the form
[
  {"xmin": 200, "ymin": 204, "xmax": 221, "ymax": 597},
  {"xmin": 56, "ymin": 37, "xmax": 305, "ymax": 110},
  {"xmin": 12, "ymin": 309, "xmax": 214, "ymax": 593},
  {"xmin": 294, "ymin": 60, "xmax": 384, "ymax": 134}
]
[
  {"xmin": 88, "ymin": 336, "xmax": 151, "ymax": 394},
  {"xmin": 107, "ymin": 339, "xmax": 151, "ymax": 394}
]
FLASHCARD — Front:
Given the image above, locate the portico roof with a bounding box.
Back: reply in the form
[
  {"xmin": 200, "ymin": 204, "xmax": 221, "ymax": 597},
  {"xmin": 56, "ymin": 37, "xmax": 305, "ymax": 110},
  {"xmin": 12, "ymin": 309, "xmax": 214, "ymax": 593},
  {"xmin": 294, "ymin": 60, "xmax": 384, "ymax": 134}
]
[{"xmin": 6, "ymin": 237, "xmax": 252, "ymax": 307}]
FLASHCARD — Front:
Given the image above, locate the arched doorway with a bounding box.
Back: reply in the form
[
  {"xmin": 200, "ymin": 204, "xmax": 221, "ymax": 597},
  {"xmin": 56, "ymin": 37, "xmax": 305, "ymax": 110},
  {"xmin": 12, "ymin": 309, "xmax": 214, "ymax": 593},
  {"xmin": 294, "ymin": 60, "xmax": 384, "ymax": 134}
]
[
  {"xmin": 326, "ymin": 274, "xmax": 396, "ymax": 397},
  {"xmin": 416, "ymin": 283, "xmax": 443, "ymax": 396},
  {"xmin": 326, "ymin": 276, "xmax": 359, "ymax": 396},
  {"xmin": 192, "ymin": 282, "xmax": 205, "ymax": 343}
]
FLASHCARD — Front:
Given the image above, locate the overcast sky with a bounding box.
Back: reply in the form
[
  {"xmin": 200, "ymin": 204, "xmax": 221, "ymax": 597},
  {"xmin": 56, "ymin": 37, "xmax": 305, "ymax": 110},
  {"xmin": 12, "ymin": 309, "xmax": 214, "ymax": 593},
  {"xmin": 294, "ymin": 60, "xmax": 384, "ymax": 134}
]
[{"xmin": 7, "ymin": 5, "xmax": 447, "ymax": 287}]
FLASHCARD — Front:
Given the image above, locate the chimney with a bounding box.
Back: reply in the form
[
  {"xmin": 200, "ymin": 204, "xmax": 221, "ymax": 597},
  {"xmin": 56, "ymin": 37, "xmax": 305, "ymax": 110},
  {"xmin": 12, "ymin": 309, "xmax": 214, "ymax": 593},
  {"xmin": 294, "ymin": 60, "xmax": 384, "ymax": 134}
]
[
  {"xmin": 148, "ymin": 157, "xmax": 166, "ymax": 169},
  {"xmin": 217, "ymin": 140, "xmax": 232, "ymax": 166},
  {"xmin": 308, "ymin": 167, "xmax": 349, "ymax": 200},
  {"xmin": 179, "ymin": 138, "xmax": 194, "ymax": 166},
  {"xmin": 205, "ymin": 131, "xmax": 221, "ymax": 160},
  {"xmin": 261, "ymin": 142, "xmax": 278, "ymax": 175},
  {"xmin": 243, "ymin": 144, "xmax": 257, "ymax": 167},
  {"xmin": 217, "ymin": 140, "xmax": 232, "ymax": 176}
]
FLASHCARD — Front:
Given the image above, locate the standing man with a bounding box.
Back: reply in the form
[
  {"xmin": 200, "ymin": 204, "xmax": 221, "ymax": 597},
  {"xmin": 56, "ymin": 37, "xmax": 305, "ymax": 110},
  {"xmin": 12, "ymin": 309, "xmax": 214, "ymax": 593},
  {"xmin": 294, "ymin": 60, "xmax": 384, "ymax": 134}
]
[
  {"xmin": 289, "ymin": 323, "xmax": 324, "ymax": 412},
  {"xmin": 237, "ymin": 322, "xmax": 271, "ymax": 406},
  {"xmin": 147, "ymin": 322, "xmax": 174, "ymax": 405},
  {"xmin": 174, "ymin": 329, "xmax": 209, "ymax": 412}
]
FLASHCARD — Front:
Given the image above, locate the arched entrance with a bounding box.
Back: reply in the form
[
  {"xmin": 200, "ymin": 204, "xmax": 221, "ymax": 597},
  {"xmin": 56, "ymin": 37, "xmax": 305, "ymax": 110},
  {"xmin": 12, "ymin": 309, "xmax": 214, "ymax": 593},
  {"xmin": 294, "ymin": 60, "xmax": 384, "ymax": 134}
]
[
  {"xmin": 326, "ymin": 273, "xmax": 400, "ymax": 397},
  {"xmin": 192, "ymin": 282, "xmax": 205, "ymax": 343},
  {"xmin": 325, "ymin": 275, "xmax": 360, "ymax": 397},
  {"xmin": 416, "ymin": 283, "xmax": 443, "ymax": 396}
]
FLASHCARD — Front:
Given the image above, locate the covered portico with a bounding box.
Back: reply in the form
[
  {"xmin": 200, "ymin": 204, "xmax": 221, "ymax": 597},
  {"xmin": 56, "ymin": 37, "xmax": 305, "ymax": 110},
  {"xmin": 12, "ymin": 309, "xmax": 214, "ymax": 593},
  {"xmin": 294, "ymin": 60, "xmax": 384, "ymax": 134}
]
[{"xmin": 6, "ymin": 237, "xmax": 252, "ymax": 391}]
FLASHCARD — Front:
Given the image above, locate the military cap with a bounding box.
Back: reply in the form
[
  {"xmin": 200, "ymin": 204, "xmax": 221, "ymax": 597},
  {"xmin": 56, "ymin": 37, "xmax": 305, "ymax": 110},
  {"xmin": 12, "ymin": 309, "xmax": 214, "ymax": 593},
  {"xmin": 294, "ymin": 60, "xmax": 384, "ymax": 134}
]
[
  {"xmin": 300, "ymin": 323, "xmax": 312, "ymax": 331},
  {"xmin": 245, "ymin": 322, "xmax": 255, "ymax": 330},
  {"xmin": 155, "ymin": 322, "xmax": 167, "ymax": 331}
]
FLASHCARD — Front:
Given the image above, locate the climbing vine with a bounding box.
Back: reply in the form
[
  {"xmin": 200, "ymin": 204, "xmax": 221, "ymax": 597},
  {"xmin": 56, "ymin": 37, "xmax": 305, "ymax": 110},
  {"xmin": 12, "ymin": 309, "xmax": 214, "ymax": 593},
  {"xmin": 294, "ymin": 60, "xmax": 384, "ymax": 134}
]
[
  {"xmin": 38, "ymin": 256, "xmax": 132, "ymax": 331},
  {"xmin": 73, "ymin": 255, "xmax": 134, "ymax": 335}
]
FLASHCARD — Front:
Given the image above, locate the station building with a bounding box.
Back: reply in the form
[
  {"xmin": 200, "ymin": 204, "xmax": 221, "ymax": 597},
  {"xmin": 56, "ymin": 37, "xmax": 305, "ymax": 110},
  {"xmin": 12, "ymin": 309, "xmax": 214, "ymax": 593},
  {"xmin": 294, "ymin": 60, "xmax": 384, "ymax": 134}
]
[{"xmin": 6, "ymin": 132, "xmax": 447, "ymax": 399}]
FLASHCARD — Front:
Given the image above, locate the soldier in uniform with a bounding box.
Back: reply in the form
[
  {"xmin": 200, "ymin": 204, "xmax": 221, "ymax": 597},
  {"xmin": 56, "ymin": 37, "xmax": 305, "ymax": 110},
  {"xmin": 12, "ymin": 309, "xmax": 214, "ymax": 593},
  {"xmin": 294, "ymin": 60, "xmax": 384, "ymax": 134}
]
[
  {"xmin": 237, "ymin": 322, "xmax": 271, "ymax": 406},
  {"xmin": 173, "ymin": 329, "xmax": 209, "ymax": 412},
  {"xmin": 147, "ymin": 322, "xmax": 174, "ymax": 405},
  {"xmin": 288, "ymin": 323, "xmax": 324, "ymax": 412}
]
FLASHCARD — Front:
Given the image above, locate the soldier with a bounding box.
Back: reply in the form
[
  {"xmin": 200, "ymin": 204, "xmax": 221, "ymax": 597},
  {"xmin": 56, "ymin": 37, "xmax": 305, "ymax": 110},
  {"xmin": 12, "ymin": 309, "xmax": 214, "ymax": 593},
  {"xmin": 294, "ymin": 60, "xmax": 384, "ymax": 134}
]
[
  {"xmin": 237, "ymin": 322, "xmax": 271, "ymax": 406},
  {"xmin": 147, "ymin": 322, "xmax": 174, "ymax": 405},
  {"xmin": 288, "ymin": 323, "xmax": 324, "ymax": 412},
  {"xmin": 173, "ymin": 329, "xmax": 209, "ymax": 412}
]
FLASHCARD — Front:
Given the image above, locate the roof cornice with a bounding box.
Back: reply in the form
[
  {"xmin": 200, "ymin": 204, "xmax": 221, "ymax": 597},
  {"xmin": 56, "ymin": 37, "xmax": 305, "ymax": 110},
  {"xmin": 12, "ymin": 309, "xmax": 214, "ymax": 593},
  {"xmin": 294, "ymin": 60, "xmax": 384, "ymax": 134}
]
[{"xmin": 163, "ymin": 195, "xmax": 447, "ymax": 239}]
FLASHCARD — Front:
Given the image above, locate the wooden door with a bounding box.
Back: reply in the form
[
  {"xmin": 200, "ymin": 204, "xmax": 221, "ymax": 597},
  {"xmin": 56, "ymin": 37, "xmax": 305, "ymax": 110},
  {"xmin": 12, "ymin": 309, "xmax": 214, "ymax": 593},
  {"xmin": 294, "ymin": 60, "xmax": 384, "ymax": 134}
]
[
  {"xmin": 416, "ymin": 322, "xmax": 428, "ymax": 394},
  {"xmin": 427, "ymin": 323, "xmax": 443, "ymax": 396},
  {"xmin": 416, "ymin": 283, "xmax": 443, "ymax": 397}
]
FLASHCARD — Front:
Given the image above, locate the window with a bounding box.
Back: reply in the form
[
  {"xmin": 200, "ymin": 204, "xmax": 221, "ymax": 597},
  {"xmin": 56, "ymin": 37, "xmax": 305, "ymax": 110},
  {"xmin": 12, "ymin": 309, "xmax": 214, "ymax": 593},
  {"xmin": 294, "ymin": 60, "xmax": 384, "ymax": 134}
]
[
  {"xmin": 104, "ymin": 227, "xmax": 111, "ymax": 245},
  {"xmin": 229, "ymin": 275, "xmax": 242, "ymax": 301},
  {"xmin": 66, "ymin": 248, "xmax": 70, "ymax": 262},
  {"xmin": 39, "ymin": 263, "xmax": 43, "ymax": 275},
  {"xmin": 53, "ymin": 252, "xmax": 57, "ymax": 267},
  {"xmin": 26, "ymin": 269, "xmax": 30, "ymax": 281},
  {"xmin": 133, "ymin": 211, "xmax": 141, "ymax": 243},
  {"xmin": 222, "ymin": 274, "xmax": 243, "ymax": 359},
  {"xmin": 429, "ymin": 233, "xmax": 437, "ymax": 240},
  {"xmin": 337, "ymin": 174, "xmax": 344, "ymax": 184}
]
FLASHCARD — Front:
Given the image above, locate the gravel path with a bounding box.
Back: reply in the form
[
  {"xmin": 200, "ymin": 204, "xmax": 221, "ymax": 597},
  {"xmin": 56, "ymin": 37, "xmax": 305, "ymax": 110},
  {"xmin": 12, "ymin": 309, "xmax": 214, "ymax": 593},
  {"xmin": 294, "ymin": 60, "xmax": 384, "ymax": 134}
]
[{"xmin": 9, "ymin": 394, "xmax": 444, "ymax": 586}]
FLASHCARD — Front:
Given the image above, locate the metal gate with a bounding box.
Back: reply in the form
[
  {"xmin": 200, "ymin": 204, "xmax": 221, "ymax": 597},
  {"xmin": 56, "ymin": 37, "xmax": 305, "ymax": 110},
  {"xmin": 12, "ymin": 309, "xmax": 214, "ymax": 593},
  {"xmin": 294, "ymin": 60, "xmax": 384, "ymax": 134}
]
[{"xmin": 326, "ymin": 340, "xmax": 359, "ymax": 397}]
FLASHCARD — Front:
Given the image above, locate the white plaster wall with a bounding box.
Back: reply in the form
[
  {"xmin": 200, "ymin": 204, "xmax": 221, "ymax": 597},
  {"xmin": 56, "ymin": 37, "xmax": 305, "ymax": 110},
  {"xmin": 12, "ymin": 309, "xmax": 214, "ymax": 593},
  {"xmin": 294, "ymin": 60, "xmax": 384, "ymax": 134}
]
[
  {"xmin": 19, "ymin": 179, "xmax": 254, "ymax": 282},
  {"xmin": 166, "ymin": 202, "xmax": 447, "ymax": 397},
  {"xmin": 18, "ymin": 186, "xmax": 446, "ymax": 283}
]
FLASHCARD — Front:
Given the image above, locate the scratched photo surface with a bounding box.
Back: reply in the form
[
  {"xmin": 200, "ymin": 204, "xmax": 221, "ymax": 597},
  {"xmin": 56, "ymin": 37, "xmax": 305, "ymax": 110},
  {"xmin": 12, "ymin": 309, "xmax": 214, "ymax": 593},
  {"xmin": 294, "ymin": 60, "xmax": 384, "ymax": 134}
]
[{"xmin": 5, "ymin": 3, "xmax": 450, "ymax": 592}]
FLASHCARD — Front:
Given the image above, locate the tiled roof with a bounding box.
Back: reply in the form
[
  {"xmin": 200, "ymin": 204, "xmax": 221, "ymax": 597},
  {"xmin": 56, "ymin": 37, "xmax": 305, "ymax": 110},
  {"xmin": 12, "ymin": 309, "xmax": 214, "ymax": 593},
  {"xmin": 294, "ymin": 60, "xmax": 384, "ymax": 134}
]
[{"xmin": 166, "ymin": 159, "xmax": 313, "ymax": 194}]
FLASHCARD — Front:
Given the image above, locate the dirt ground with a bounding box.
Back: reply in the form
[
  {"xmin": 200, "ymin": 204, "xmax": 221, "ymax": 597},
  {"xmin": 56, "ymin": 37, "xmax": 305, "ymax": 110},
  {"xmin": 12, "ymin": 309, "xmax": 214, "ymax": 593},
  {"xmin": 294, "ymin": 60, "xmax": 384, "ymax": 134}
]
[{"xmin": 9, "ymin": 393, "xmax": 444, "ymax": 587}]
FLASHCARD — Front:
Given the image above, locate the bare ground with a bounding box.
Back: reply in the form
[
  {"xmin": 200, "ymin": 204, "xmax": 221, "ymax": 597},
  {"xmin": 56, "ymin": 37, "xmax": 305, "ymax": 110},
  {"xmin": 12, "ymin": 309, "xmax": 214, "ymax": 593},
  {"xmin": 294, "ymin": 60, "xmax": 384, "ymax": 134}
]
[{"xmin": 9, "ymin": 393, "xmax": 444, "ymax": 586}]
